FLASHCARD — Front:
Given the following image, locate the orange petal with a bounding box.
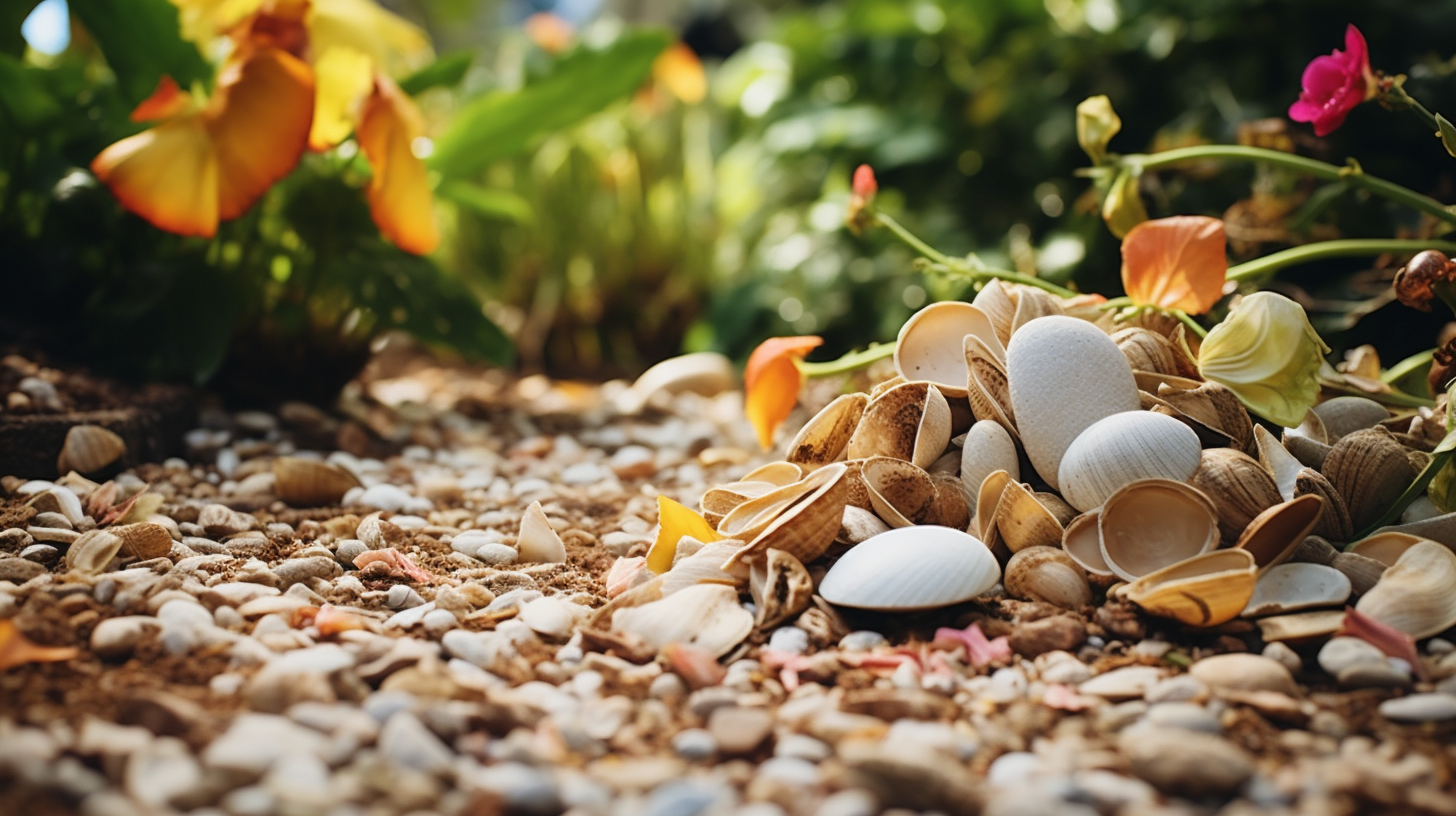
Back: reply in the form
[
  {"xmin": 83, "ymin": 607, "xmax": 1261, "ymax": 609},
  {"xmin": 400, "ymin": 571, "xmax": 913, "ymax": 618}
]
[
  {"xmin": 92, "ymin": 115, "xmax": 220, "ymax": 237},
  {"xmin": 0, "ymin": 619, "xmax": 79, "ymax": 672},
  {"xmin": 647, "ymin": 495, "xmax": 724, "ymax": 574},
  {"xmin": 356, "ymin": 75, "xmax": 439, "ymax": 254},
  {"xmin": 131, "ymin": 75, "xmax": 191, "ymax": 122},
  {"xmin": 1120, "ymin": 215, "xmax": 1227, "ymax": 314},
  {"xmin": 653, "ymin": 43, "xmax": 706, "ymax": 105},
  {"xmin": 524, "ymin": 12, "xmax": 574, "ymax": 54},
  {"xmin": 743, "ymin": 336, "xmax": 822, "ymax": 450},
  {"xmin": 208, "ymin": 48, "xmax": 315, "ymax": 220}
]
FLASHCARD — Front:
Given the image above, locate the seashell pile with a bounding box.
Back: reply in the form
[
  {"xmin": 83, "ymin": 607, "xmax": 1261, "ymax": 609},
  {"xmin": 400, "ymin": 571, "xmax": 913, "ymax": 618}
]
[{"xmin": 615, "ymin": 281, "xmax": 1456, "ymax": 656}]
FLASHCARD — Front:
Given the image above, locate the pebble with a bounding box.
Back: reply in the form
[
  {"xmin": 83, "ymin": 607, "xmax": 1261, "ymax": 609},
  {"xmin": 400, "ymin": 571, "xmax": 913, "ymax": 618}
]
[
  {"xmin": 202, "ymin": 714, "xmax": 327, "ymax": 777},
  {"xmin": 708, "ymin": 706, "xmax": 775, "ymax": 756},
  {"xmin": 1379, "ymin": 693, "xmax": 1456, "ymax": 723},
  {"xmin": 335, "ymin": 539, "xmax": 368, "ymax": 566},
  {"xmin": 774, "ymin": 733, "xmax": 833, "ymax": 763},
  {"xmin": 460, "ymin": 761, "xmax": 562, "ymax": 815},
  {"xmin": 1142, "ymin": 702, "xmax": 1222, "ymax": 734},
  {"xmin": 767, "ymin": 626, "xmax": 810, "ymax": 655},
  {"xmin": 1338, "ymin": 662, "xmax": 1412, "ymax": 689},
  {"xmin": 475, "ymin": 542, "xmax": 520, "ymax": 565},
  {"xmin": 358, "ymin": 484, "xmax": 425, "ymax": 513},
  {"xmin": 812, "ymin": 789, "xmax": 880, "ymax": 816},
  {"xmin": 1119, "ymin": 727, "xmax": 1254, "ymax": 798},
  {"xmin": 422, "ymin": 608, "xmax": 459, "ymax": 636},
  {"xmin": 273, "ymin": 556, "xmax": 341, "ymax": 586},
  {"xmin": 1009, "ymin": 615, "xmax": 1086, "ymax": 657},
  {"xmin": 1143, "ymin": 674, "xmax": 1209, "ymax": 704},
  {"xmin": 609, "ymin": 445, "xmax": 657, "ymax": 478},
  {"xmin": 519, "ymin": 596, "xmax": 585, "ymax": 640},
  {"xmin": 91, "ymin": 616, "xmax": 162, "ymax": 660},
  {"xmin": 378, "ymin": 710, "xmax": 455, "ymax": 774},
  {"xmin": 0, "ymin": 557, "xmax": 46, "ymax": 582},
  {"xmin": 671, "ymin": 728, "xmax": 718, "ymax": 761},
  {"xmin": 386, "ymin": 584, "xmax": 426, "ymax": 609},
  {"xmin": 1079, "ymin": 666, "xmax": 1164, "ymax": 700},
  {"xmin": 125, "ymin": 737, "xmax": 204, "ymax": 808},
  {"xmin": 986, "ymin": 751, "xmax": 1044, "ymax": 787},
  {"xmin": 1319, "ymin": 636, "xmax": 1387, "ymax": 675},
  {"xmin": 1189, "ymin": 653, "xmax": 1299, "ymax": 696}
]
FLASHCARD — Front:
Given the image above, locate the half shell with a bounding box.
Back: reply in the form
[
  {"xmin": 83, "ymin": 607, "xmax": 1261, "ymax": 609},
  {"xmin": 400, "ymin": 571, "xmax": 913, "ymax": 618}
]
[
  {"xmin": 1121, "ymin": 549, "xmax": 1258, "ymax": 627},
  {"xmin": 1321, "ymin": 427, "xmax": 1416, "ymax": 532},
  {"xmin": 1098, "ymin": 479, "xmax": 1219, "ymax": 582},
  {"xmin": 111, "ymin": 522, "xmax": 174, "ymax": 560},
  {"xmin": 57, "ymin": 425, "xmax": 125, "ymax": 475},
  {"xmin": 1233, "ymin": 494, "xmax": 1325, "ymax": 571},
  {"xmin": 846, "ymin": 381, "xmax": 953, "ymax": 470},
  {"xmin": 1353, "ymin": 541, "xmax": 1456, "ymax": 638},
  {"xmin": 895, "ymin": 301, "xmax": 1003, "ymax": 396},
  {"xmin": 749, "ymin": 548, "xmax": 814, "ymax": 629},
  {"xmin": 786, "ymin": 393, "xmax": 867, "ymax": 468},
  {"xmin": 1003, "ymin": 546, "xmax": 1091, "ymax": 609},
  {"xmin": 960, "ymin": 419, "xmax": 1020, "ymax": 499},
  {"xmin": 817, "ymin": 526, "xmax": 1001, "ymax": 611},
  {"xmin": 1189, "ymin": 447, "xmax": 1283, "ymax": 547},
  {"xmin": 860, "ymin": 456, "xmax": 937, "ymax": 528},
  {"xmin": 1062, "ymin": 510, "xmax": 1115, "ymax": 580},
  {"xmin": 1241, "ymin": 562, "xmax": 1351, "ymax": 617},
  {"xmin": 721, "ymin": 463, "xmax": 850, "ymax": 568},
  {"xmin": 611, "ymin": 583, "xmax": 753, "ymax": 657},
  {"xmin": 273, "ymin": 457, "xmax": 361, "ymax": 507}
]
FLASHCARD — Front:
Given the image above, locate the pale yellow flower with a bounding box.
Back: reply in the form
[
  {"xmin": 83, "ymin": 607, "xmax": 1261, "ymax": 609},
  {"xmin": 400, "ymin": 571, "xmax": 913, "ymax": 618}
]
[
  {"xmin": 1076, "ymin": 95, "xmax": 1121, "ymax": 166},
  {"xmin": 1197, "ymin": 292, "xmax": 1330, "ymax": 426}
]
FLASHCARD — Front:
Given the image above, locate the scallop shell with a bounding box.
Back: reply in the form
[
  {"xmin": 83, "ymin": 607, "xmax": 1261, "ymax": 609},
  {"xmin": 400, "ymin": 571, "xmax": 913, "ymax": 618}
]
[
  {"xmin": 749, "ymin": 549, "xmax": 814, "ymax": 629},
  {"xmin": 610, "ymin": 583, "xmax": 753, "ymax": 657},
  {"xmin": 817, "ymin": 526, "xmax": 1001, "ymax": 611},
  {"xmin": 1112, "ymin": 327, "xmax": 1181, "ymax": 375},
  {"xmin": 1006, "ymin": 315, "xmax": 1140, "ymax": 490},
  {"xmin": 895, "ymin": 302, "xmax": 1004, "ymax": 397},
  {"xmin": 1057, "ymin": 411, "xmax": 1202, "ymax": 512},
  {"xmin": 111, "ymin": 522, "xmax": 174, "ymax": 560},
  {"xmin": 1233, "ymin": 494, "xmax": 1325, "ymax": 571},
  {"xmin": 1312, "ymin": 396, "xmax": 1389, "ymax": 442},
  {"xmin": 1098, "ymin": 479, "xmax": 1219, "ymax": 582},
  {"xmin": 1004, "ymin": 546, "xmax": 1091, "ymax": 609},
  {"xmin": 57, "ymin": 425, "xmax": 126, "ymax": 475},
  {"xmin": 1121, "ymin": 549, "xmax": 1258, "ymax": 627},
  {"xmin": 786, "ymin": 393, "xmax": 868, "ymax": 468},
  {"xmin": 721, "ymin": 462, "xmax": 849, "ymax": 568},
  {"xmin": 860, "ymin": 457, "xmax": 937, "ymax": 528},
  {"xmin": 960, "ymin": 419, "xmax": 1020, "ymax": 499},
  {"xmin": 846, "ymin": 381, "xmax": 953, "ymax": 470},
  {"xmin": 1320, "ymin": 427, "xmax": 1416, "ymax": 531},
  {"xmin": 273, "ymin": 457, "xmax": 362, "ymax": 507},
  {"xmin": 1189, "ymin": 447, "xmax": 1283, "ymax": 547},
  {"xmin": 1241, "ymin": 562, "xmax": 1351, "ymax": 617},
  {"xmin": 1354, "ymin": 541, "xmax": 1456, "ymax": 638}
]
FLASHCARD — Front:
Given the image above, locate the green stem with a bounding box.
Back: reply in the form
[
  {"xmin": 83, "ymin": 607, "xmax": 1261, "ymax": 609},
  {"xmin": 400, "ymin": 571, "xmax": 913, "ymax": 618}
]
[
  {"xmin": 1225, "ymin": 239, "xmax": 1456, "ymax": 282},
  {"xmin": 1383, "ymin": 348, "xmax": 1435, "ymax": 385},
  {"xmin": 873, "ymin": 212, "xmax": 953, "ymax": 265},
  {"xmin": 1384, "ymin": 80, "xmax": 1442, "ymax": 132},
  {"xmin": 1320, "ymin": 379, "xmax": 1436, "ymax": 408},
  {"xmin": 798, "ymin": 343, "xmax": 896, "ymax": 378},
  {"xmin": 1125, "ymin": 145, "xmax": 1456, "ymax": 227},
  {"xmin": 925, "ymin": 261, "xmax": 1078, "ymax": 298},
  {"xmin": 1170, "ymin": 309, "xmax": 1208, "ymax": 339},
  {"xmin": 1350, "ymin": 450, "xmax": 1452, "ymax": 543}
]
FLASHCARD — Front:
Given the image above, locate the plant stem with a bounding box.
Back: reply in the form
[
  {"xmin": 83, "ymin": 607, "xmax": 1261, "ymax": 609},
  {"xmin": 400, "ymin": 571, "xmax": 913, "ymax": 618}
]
[
  {"xmin": 798, "ymin": 343, "xmax": 896, "ymax": 378},
  {"xmin": 873, "ymin": 212, "xmax": 953, "ymax": 265},
  {"xmin": 1321, "ymin": 380, "xmax": 1436, "ymax": 408},
  {"xmin": 1171, "ymin": 309, "xmax": 1208, "ymax": 339},
  {"xmin": 1225, "ymin": 238, "xmax": 1456, "ymax": 282},
  {"xmin": 1125, "ymin": 145, "xmax": 1456, "ymax": 227},
  {"xmin": 925, "ymin": 261, "xmax": 1079, "ymax": 298}
]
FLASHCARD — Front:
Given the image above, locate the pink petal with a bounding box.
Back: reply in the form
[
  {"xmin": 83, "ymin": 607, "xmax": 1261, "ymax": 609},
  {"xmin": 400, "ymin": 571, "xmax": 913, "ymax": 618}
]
[{"xmin": 1338, "ymin": 607, "xmax": 1426, "ymax": 681}]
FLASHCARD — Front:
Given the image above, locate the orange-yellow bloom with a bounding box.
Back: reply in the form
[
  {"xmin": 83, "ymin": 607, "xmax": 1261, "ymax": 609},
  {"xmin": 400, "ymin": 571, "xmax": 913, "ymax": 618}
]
[
  {"xmin": 1120, "ymin": 215, "xmax": 1227, "ymax": 315},
  {"xmin": 91, "ymin": 48, "xmax": 315, "ymax": 238},
  {"xmin": 0, "ymin": 619, "xmax": 78, "ymax": 672},
  {"xmin": 647, "ymin": 496, "xmax": 724, "ymax": 574},
  {"xmin": 356, "ymin": 75, "xmax": 439, "ymax": 254},
  {"xmin": 743, "ymin": 335, "xmax": 823, "ymax": 450},
  {"xmin": 652, "ymin": 43, "xmax": 707, "ymax": 105}
]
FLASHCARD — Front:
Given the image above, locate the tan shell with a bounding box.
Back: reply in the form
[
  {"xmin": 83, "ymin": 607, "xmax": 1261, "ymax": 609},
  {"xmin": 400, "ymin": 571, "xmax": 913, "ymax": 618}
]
[
  {"xmin": 959, "ymin": 419, "xmax": 1020, "ymax": 499},
  {"xmin": 57, "ymin": 425, "xmax": 126, "ymax": 475},
  {"xmin": 1254, "ymin": 425, "xmax": 1303, "ymax": 502},
  {"xmin": 1354, "ymin": 541, "xmax": 1456, "ymax": 638},
  {"xmin": 786, "ymin": 393, "xmax": 868, "ymax": 468},
  {"xmin": 721, "ymin": 463, "xmax": 850, "ymax": 569},
  {"xmin": 1290, "ymin": 535, "xmax": 1338, "ymax": 566},
  {"xmin": 971, "ymin": 279, "xmax": 1018, "ymax": 345},
  {"xmin": 1347, "ymin": 531, "xmax": 1426, "ymax": 566},
  {"xmin": 837, "ymin": 505, "xmax": 891, "ymax": 545},
  {"xmin": 964, "ymin": 339, "xmax": 1019, "ymax": 442},
  {"xmin": 273, "ymin": 457, "xmax": 362, "ymax": 507},
  {"xmin": 749, "ymin": 549, "xmax": 814, "ymax": 629},
  {"xmin": 928, "ymin": 474, "xmax": 971, "ymax": 530},
  {"xmin": 895, "ymin": 301, "xmax": 1003, "ymax": 397},
  {"xmin": 1241, "ymin": 562, "xmax": 1352, "ymax": 617},
  {"xmin": 610, "ymin": 583, "xmax": 753, "ymax": 657},
  {"xmin": 1153, "ymin": 381, "xmax": 1254, "ymax": 453},
  {"xmin": 1188, "ymin": 448, "xmax": 1283, "ymax": 547},
  {"xmin": 111, "ymin": 522, "xmax": 174, "ymax": 560},
  {"xmin": 1286, "ymin": 409, "xmax": 1329, "ymax": 445},
  {"xmin": 1329, "ymin": 552, "xmax": 1387, "ymax": 595},
  {"xmin": 1004, "ymin": 546, "xmax": 1092, "ymax": 609},
  {"xmin": 1293, "ymin": 468, "xmax": 1354, "ymax": 542},
  {"xmin": 860, "ymin": 456, "xmax": 937, "ymax": 528},
  {"xmin": 517, "ymin": 501, "xmax": 568, "ymax": 563},
  {"xmin": 1122, "ymin": 549, "xmax": 1258, "ymax": 627},
  {"xmin": 65, "ymin": 529, "xmax": 124, "ymax": 575},
  {"xmin": 992, "ymin": 480, "xmax": 1067, "ymax": 553},
  {"xmin": 1256, "ymin": 609, "xmax": 1346, "ymax": 644},
  {"xmin": 700, "ymin": 481, "xmax": 776, "ymax": 526},
  {"xmin": 974, "ymin": 470, "xmax": 1014, "ymax": 546},
  {"xmin": 1112, "ymin": 327, "xmax": 1181, "ymax": 375},
  {"xmin": 1062, "ymin": 510, "xmax": 1115, "ymax": 580},
  {"xmin": 616, "ymin": 352, "xmax": 735, "ymax": 413},
  {"xmin": 1098, "ymin": 479, "xmax": 1219, "ymax": 582},
  {"xmin": 1321, "ymin": 427, "xmax": 1416, "ymax": 531},
  {"xmin": 1010, "ymin": 285, "xmax": 1064, "ymax": 333},
  {"xmin": 846, "ymin": 381, "xmax": 953, "ymax": 470},
  {"xmin": 1233, "ymin": 494, "xmax": 1326, "ymax": 571}
]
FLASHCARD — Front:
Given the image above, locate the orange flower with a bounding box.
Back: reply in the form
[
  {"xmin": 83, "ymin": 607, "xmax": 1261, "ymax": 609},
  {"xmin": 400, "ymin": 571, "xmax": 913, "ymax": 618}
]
[
  {"xmin": 91, "ymin": 48, "xmax": 315, "ymax": 238},
  {"xmin": 743, "ymin": 335, "xmax": 823, "ymax": 450},
  {"xmin": 357, "ymin": 75, "xmax": 439, "ymax": 254},
  {"xmin": 0, "ymin": 619, "xmax": 78, "ymax": 672},
  {"xmin": 1120, "ymin": 215, "xmax": 1227, "ymax": 315}
]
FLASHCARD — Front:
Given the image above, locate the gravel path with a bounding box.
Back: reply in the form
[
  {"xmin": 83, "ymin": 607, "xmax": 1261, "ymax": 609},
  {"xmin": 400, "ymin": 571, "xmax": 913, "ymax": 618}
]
[{"xmin": 2, "ymin": 353, "xmax": 1455, "ymax": 816}]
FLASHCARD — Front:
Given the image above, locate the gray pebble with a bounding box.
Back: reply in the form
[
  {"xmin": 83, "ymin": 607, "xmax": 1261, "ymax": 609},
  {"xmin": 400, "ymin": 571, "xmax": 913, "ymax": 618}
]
[
  {"xmin": 1119, "ymin": 728, "xmax": 1253, "ymax": 798},
  {"xmin": 386, "ymin": 584, "xmax": 426, "ymax": 610},
  {"xmin": 378, "ymin": 710, "xmax": 455, "ymax": 774},
  {"xmin": 1143, "ymin": 702, "xmax": 1222, "ymax": 734},
  {"xmin": 1338, "ymin": 661, "xmax": 1412, "ymax": 689},
  {"xmin": 20, "ymin": 544, "xmax": 60, "ymax": 565},
  {"xmin": 202, "ymin": 714, "xmax": 328, "ymax": 776},
  {"xmin": 1319, "ymin": 637, "xmax": 1387, "ymax": 676},
  {"xmin": 423, "ymin": 608, "xmax": 459, "ymax": 636},
  {"xmin": 1379, "ymin": 693, "xmax": 1456, "ymax": 723},
  {"xmin": 838, "ymin": 630, "xmax": 888, "ymax": 651},
  {"xmin": 91, "ymin": 615, "xmax": 162, "ymax": 660},
  {"xmin": 1262, "ymin": 641, "xmax": 1303, "ymax": 675},
  {"xmin": 986, "ymin": 752, "xmax": 1043, "ymax": 787},
  {"xmin": 0, "ymin": 557, "xmax": 47, "ymax": 582},
  {"xmin": 459, "ymin": 761, "xmax": 561, "ymax": 815},
  {"xmin": 475, "ymin": 542, "xmax": 520, "ymax": 566},
  {"xmin": 671, "ymin": 728, "xmax": 718, "ymax": 761},
  {"xmin": 812, "ymin": 789, "xmax": 879, "ymax": 816},
  {"xmin": 767, "ymin": 627, "xmax": 810, "ymax": 655},
  {"xmin": 335, "ymin": 539, "xmax": 368, "ymax": 567},
  {"xmin": 774, "ymin": 733, "xmax": 833, "ymax": 762},
  {"xmin": 272, "ymin": 556, "xmax": 342, "ymax": 587}
]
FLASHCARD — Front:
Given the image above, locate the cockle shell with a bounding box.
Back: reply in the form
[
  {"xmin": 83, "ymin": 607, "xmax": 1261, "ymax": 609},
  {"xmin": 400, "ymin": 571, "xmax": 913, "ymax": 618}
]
[
  {"xmin": 786, "ymin": 393, "xmax": 868, "ymax": 468},
  {"xmin": 817, "ymin": 526, "xmax": 1001, "ymax": 611},
  {"xmin": 859, "ymin": 456, "xmax": 937, "ymax": 528},
  {"xmin": 57, "ymin": 425, "xmax": 126, "ymax": 475},
  {"xmin": 749, "ymin": 549, "xmax": 814, "ymax": 629},
  {"xmin": 960, "ymin": 419, "xmax": 1020, "ymax": 499},
  {"xmin": 273, "ymin": 457, "xmax": 362, "ymax": 507},
  {"xmin": 1112, "ymin": 327, "xmax": 1181, "ymax": 375},
  {"xmin": 1321, "ymin": 427, "xmax": 1416, "ymax": 532},
  {"xmin": 1233, "ymin": 494, "xmax": 1325, "ymax": 571},
  {"xmin": 111, "ymin": 522, "xmax": 174, "ymax": 560},
  {"xmin": 1006, "ymin": 316, "xmax": 1140, "ymax": 490},
  {"xmin": 611, "ymin": 583, "xmax": 753, "ymax": 657},
  {"xmin": 65, "ymin": 529, "xmax": 124, "ymax": 575},
  {"xmin": 1241, "ymin": 562, "xmax": 1351, "ymax": 617},
  {"xmin": 1003, "ymin": 546, "xmax": 1091, "ymax": 609},
  {"xmin": 1098, "ymin": 479, "xmax": 1219, "ymax": 582},
  {"xmin": 1121, "ymin": 549, "xmax": 1258, "ymax": 627},
  {"xmin": 721, "ymin": 463, "xmax": 850, "ymax": 568},
  {"xmin": 1010, "ymin": 285, "xmax": 1065, "ymax": 333},
  {"xmin": 1354, "ymin": 541, "xmax": 1456, "ymax": 638},
  {"xmin": 1292, "ymin": 468, "xmax": 1354, "ymax": 542},
  {"xmin": 846, "ymin": 381, "xmax": 953, "ymax": 470},
  {"xmin": 1189, "ymin": 447, "xmax": 1283, "ymax": 547},
  {"xmin": 1057, "ymin": 411, "xmax": 1202, "ymax": 512},
  {"xmin": 1312, "ymin": 396, "xmax": 1390, "ymax": 442},
  {"xmin": 895, "ymin": 302, "xmax": 1004, "ymax": 397}
]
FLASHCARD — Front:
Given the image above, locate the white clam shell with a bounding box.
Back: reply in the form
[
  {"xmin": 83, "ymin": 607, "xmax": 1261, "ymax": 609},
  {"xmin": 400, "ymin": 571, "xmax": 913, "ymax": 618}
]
[
  {"xmin": 817, "ymin": 526, "xmax": 1001, "ymax": 611},
  {"xmin": 895, "ymin": 301, "xmax": 1004, "ymax": 397},
  {"xmin": 1241, "ymin": 562, "xmax": 1352, "ymax": 617},
  {"xmin": 1057, "ymin": 411, "xmax": 1202, "ymax": 512},
  {"xmin": 610, "ymin": 583, "xmax": 753, "ymax": 657},
  {"xmin": 960, "ymin": 420, "xmax": 1020, "ymax": 499},
  {"xmin": 1006, "ymin": 315, "xmax": 1140, "ymax": 490}
]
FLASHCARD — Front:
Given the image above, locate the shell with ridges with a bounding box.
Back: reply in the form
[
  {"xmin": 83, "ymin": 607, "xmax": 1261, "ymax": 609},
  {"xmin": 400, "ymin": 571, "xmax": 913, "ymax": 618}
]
[
  {"xmin": 1057, "ymin": 410, "xmax": 1202, "ymax": 512},
  {"xmin": 57, "ymin": 425, "xmax": 126, "ymax": 475},
  {"xmin": 1006, "ymin": 315, "xmax": 1141, "ymax": 490},
  {"xmin": 965, "ymin": 347, "xmax": 1019, "ymax": 442},
  {"xmin": 1098, "ymin": 479, "xmax": 1219, "ymax": 582},
  {"xmin": 972, "ymin": 279, "xmax": 1017, "ymax": 345},
  {"xmin": 65, "ymin": 529, "xmax": 124, "ymax": 575},
  {"xmin": 1354, "ymin": 541, "xmax": 1456, "ymax": 638},
  {"xmin": 1004, "ymin": 546, "xmax": 1092, "ymax": 609},
  {"xmin": 786, "ymin": 393, "xmax": 867, "ymax": 468},
  {"xmin": 1320, "ymin": 426, "xmax": 1416, "ymax": 532},
  {"xmin": 846, "ymin": 381, "xmax": 952, "ymax": 470},
  {"xmin": 721, "ymin": 463, "xmax": 849, "ymax": 568},
  {"xmin": 111, "ymin": 522, "xmax": 174, "ymax": 560},
  {"xmin": 1154, "ymin": 382, "xmax": 1255, "ymax": 453},
  {"xmin": 1112, "ymin": 327, "xmax": 1180, "ymax": 375},
  {"xmin": 749, "ymin": 548, "xmax": 814, "ymax": 629},
  {"xmin": 273, "ymin": 457, "xmax": 362, "ymax": 507},
  {"xmin": 993, "ymin": 480, "xmax": 1067, "ymax": 552},
  {"xmin": 960, "ymin": 419, "xmax": 1019, "ymax": 500},
  {"xmin": 859, "ymin": 457, "xmax": 937, "ymax": 528},
  {"xmin": 1293, "ymin": 468, "xmax": 1354, "ymax": 542},
  {"xmin": 1190, "ymin": 447, "xmax": 1284, "ymax": 547},
  {"xmin": 817, "ymin": 526, "xmax": 1001, "ymax": 611},
  {"xmin": 1122, "ymin": 549, "xmax": 1258, "ymax": 627}
]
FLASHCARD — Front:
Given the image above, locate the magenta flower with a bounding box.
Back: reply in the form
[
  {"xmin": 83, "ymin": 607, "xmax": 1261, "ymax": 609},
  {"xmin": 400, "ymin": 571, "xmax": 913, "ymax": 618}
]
[{"xmin": 1289, "ymin": 25, "xmax": 1376, "ymax": 136}]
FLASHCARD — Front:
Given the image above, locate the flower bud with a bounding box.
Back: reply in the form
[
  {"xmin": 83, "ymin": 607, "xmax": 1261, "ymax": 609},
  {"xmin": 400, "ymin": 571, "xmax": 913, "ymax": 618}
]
[
  {"xmin": 846, "ymin": 164, "xmax": 878, "ymax": 235},
  {"xmin": 1076, "ymin": 95, "xmax": 1122, "ymax": 166},
  {"xmin": 1101, "ymin": 169, "xmax": 1149, "ymax": 239},
  {"xmin": 1197, "ymin": 292, "xmax": 1330, "ymax": 426}
]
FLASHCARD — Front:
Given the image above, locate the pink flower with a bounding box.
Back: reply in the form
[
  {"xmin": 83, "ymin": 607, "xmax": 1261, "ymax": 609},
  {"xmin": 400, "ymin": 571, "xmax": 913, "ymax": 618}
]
[{"xmin": 1289, "ymin": 25, "xmax": 1376, "ymax": 137}]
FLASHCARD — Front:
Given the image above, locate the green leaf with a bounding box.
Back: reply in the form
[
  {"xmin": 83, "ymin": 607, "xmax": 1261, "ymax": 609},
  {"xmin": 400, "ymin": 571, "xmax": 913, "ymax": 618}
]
[
  {"xmin": 436, "ymin": 180, "xmax": 534, "ymax": 225},
  {"xmin": 0, "ymin": 53, "xmax": 60, "ymax": 129},
  {"xmin": 69, "ymin": 0, "xmax": 209, "ymax": 106},
  {"xmin": 429, "ymin": 28, "xmax": 670, "ymax": 178},
  {"xmin": 1438, "ymin": 113, "xmax": 1456, "ymax": 159},
  {"xmin": 398, "ymin": 51, "xmax": 473, "ymax": 96},
  {"xmin": 347, "ymin": 252, "xmax": 514, "ymax": 365}
]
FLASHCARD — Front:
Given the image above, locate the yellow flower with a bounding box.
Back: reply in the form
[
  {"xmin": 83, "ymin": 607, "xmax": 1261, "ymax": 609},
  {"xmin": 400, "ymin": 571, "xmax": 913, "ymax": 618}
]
[
  {"xmin": 1076, "ymin": 95, "xmax": 1121, "ymax": 166},
  {"xmin": 1197, "ymin": 292, "xmax": 1330, "ymax": 426}
]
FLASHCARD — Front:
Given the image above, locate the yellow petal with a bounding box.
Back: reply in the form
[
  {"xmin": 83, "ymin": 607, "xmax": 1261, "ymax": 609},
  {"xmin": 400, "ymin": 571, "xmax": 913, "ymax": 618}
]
[
  {"xmin": 653, "ymin": 43, "xmax": 706, "ymax": 105},
  {"xmin": 1100, "ymin": 168, "xmax": 1148, "ymax": 239},
  {"xmin": 310, "ymin": 46, "xmax": 375, "ymax": 150},
  {"xmin": 1121, "ymin": 215, "xmax": 1227, "ymax": 314},
  {"xmin": 171, "ymin": 0, "xmax": 264, "ymax": 45},
  {"xmin": 92, "ymin": 115, "xmax": 220, "ymax": 237},
  {"xmin": 207, "ymin": 48, "xmax": 315, "ymax": 220},
  {"xmin": 356, "ymin": 75, "xmax": 439, "ymax": 254},
  {"xmin": 743, "ymin": 336, "xmax": 823, "ymax": 450},
  {"xmin": 1197, "ymin": 292, "xmax": 1330, "ymax": 426},
  {"xmin": 1076, "ymin": 94, "xmax": 1121, "ymax": 165},
  {"xmin": 307, "ymin": 0, "xmax": 432, "ymax": 76},
  {"xmin": 647, "ymin": 496, "xmax": 724, "ymax": 574}
]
